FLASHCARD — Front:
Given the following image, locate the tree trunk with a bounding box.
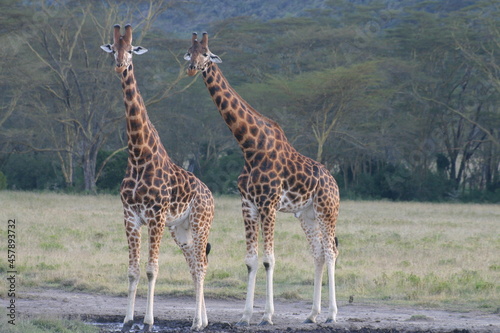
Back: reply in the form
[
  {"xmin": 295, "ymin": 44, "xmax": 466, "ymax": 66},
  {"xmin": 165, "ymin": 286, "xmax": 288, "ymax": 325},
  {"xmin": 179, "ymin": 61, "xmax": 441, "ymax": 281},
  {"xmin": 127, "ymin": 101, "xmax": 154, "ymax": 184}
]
[{"xmin": 82, "ymin": 145, "xmax": 98, "ymax": 193}]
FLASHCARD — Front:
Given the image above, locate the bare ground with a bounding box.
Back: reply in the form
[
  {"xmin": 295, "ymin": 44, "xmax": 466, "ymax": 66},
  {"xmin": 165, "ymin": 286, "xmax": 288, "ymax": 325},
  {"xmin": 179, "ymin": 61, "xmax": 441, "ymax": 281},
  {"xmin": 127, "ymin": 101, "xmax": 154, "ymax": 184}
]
[{"xmin": 6, "ymin": 289, "xmax": 500, "ymax": 332}]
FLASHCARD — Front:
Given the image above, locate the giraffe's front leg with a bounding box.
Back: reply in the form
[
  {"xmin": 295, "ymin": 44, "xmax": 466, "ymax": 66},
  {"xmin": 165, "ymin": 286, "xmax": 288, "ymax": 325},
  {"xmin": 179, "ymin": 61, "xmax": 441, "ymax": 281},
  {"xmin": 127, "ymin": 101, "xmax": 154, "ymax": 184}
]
[
  {"xmin": 260, "ymin": 209, "xmax": 277, "ymax": 326},
  {"xmin": 304, "ymin": 256, "xmax": 325, "ymax": 324},
  {"xmin": 237, "ymin": 252, "xmax": 258, "ymax": 326},
  {"xmin": 260, "ymin": 251, "xmax": 275, "ymax": 325},
  {"xmin": 143, "ymin": 220, "xmax": 165, "ymax": 332},
  {"xmin": 123, "ymin": 266, "xmax": 140, "ymax": 333},
  {"xmin": 123, "ymin": 217, "xmax": 141, "ymax": 332},
  {"xmin": 142, "ymin": 262, "xmax": 158, "ymax": 332},
  {"xmin": 237, "ymin": 201, "xmax": 260, "ymax": 326}
]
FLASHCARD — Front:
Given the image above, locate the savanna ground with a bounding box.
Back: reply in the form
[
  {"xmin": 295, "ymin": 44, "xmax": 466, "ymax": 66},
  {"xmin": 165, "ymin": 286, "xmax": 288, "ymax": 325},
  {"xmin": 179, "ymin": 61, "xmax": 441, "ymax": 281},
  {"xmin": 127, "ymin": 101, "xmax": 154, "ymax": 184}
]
[{"xmin": 0, "ymin": 191, "xmax": 499, "ymax": 332}]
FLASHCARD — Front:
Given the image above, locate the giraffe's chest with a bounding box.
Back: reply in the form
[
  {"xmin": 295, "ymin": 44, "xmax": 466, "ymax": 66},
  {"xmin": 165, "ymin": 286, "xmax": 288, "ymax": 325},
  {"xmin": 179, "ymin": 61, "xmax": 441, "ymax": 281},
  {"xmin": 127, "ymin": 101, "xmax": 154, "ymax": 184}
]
[{"xmin": 121, "ymin": 164, "xmax": 196, "ymax": 226}]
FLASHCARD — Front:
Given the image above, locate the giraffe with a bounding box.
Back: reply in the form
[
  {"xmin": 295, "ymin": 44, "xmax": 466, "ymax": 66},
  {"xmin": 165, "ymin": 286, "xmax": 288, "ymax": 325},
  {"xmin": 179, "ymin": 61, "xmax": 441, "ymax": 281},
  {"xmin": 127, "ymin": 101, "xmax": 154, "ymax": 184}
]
[
  {"xmin": 101, "ymin": 25, "xmax": 214, "ymax": 332},
  {"xmin": 184, "ymin": 32, "xmax": 340, "ymax": 326}
]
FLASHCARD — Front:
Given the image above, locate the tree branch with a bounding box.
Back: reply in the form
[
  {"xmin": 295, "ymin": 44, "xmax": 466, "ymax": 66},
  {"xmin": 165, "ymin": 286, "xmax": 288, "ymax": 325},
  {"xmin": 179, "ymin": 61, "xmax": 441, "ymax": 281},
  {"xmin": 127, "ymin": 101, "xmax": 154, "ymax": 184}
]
[
  {"xmin": 95, "ymin": 146, "xmax": 127, "ymax": 182},
  {"xmin": 413, "ymin": 87, "xmax": 499, "ymax": 148}
]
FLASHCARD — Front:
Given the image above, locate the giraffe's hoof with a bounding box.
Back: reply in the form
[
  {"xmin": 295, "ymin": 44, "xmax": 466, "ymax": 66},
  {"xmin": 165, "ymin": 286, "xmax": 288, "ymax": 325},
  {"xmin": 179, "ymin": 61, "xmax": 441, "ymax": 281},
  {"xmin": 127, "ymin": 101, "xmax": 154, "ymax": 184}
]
[
  {"xmin": 190, "ymin": 322, "xmax": 204, "ymax": 331},
  {"xmin": 303, "ymin": 318, "xmax": 316, "ymax": 324},
  {"xmin": 325, "ymin": 318, "xmax": 336, "ymax": 323},
  {"xmin": 121, "ymin": 321, "xmax": 134, "ymax": 332},
  {"xmin": 142, "ymin": 323, "xmax": 153, "ymax": 332},
  {"xmin": 258, "ymin": 319, "xmax": 273, "ymax": 326},
  {"xmin": 235, "ymin": 320, "xmax": 250, "ymax": 326}
]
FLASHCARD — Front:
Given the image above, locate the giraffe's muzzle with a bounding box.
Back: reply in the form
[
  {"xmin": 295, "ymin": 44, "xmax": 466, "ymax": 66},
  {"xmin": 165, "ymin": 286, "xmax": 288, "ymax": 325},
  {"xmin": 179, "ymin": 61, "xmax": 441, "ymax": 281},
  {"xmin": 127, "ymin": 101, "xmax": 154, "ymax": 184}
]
[
  {"xmin": 187, "ymin": 66, "xmax": 198, "ymax": 77},
  {"xmin": 115, "ymin": 63, "xmax": 127, "ymax": 73}
]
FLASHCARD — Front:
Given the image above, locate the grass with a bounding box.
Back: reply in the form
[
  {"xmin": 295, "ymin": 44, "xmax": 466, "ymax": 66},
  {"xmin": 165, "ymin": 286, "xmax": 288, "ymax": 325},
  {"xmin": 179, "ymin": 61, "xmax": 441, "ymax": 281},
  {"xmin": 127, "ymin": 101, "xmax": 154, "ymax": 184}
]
[
  {"xmin": 0, "ymin": 316, "xmax": 99, "ymax": 333},
  {"xmin": 0, "ymin": 191, "xmax": 499, "ymax": 314}
]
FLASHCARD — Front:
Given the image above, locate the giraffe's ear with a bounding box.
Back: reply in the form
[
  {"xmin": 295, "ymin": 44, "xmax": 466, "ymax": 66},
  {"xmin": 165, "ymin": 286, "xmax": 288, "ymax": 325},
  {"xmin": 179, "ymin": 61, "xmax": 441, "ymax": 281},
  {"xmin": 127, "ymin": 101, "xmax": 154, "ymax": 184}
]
[
  {"xmin": 100, "ymin": 44, "xmax": 113, "ymax": 53},
  {"xmin": 132, "ymin": 46, "xmax": 148, "ymax": 55},
  {"xmin": 184, "ymin": 52, "xmax": 191, "ymax": 61},
  {"xmin": 210, "ymin": 53, "xmax": 222, "ymax": 63}
]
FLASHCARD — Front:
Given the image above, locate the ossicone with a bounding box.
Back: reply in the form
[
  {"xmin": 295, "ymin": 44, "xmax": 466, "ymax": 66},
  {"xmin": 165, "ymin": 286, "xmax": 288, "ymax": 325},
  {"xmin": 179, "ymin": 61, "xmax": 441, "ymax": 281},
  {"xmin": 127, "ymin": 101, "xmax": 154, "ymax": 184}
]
[
  {"xmin": 124, "ymin": 24, "xmax": 132, "ymax": 43},
  {"xmin": 201, "ymin": 32, "xmax": 208, "ymax": 47},
  {"xmin": 113, "ymin": 24, "xmax": 121, "ymax": 43}
]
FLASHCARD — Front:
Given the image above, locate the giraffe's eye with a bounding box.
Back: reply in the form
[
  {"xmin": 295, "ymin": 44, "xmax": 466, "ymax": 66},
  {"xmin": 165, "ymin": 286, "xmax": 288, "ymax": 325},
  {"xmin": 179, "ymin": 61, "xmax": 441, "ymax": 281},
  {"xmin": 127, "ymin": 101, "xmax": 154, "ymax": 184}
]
[
  {"xmin": 203, "ymin": 53, "xmax": 208, "ymax": 57},
  {"xmin": 112, "ymin": 50, "xmax": 116, "ymax": 54},
  {"xmin": 128, "ymin": 50, "xmax": 133, "ymax": 54}
]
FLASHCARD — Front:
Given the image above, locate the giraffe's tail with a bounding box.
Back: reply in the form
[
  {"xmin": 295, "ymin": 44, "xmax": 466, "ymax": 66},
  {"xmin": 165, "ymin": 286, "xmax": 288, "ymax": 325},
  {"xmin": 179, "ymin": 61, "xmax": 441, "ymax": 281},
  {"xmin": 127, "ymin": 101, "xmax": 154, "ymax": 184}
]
[{"xmin": 206, "ymin": 243, "xmax": 211, "ymax": 256}]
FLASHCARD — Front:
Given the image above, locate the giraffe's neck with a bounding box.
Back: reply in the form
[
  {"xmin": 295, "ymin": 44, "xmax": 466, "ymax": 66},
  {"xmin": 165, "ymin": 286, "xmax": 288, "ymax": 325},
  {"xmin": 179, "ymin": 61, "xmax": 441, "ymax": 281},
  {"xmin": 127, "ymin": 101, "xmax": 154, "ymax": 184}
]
[
  {"xmin": 202, "ymin": 63, "xmax": 290, "ymax": 154},
  {"xmin": 121, "ymin": 64, "xmax": 166, "ymax": 163}
]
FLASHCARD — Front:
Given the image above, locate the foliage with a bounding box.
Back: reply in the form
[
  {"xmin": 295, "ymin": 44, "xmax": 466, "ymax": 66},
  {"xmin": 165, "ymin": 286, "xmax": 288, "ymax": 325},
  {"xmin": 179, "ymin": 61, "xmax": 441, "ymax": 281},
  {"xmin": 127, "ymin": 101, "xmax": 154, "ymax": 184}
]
[
  {"xmin": 0, "ymin": 0, "xmax": 498, "ymax": 201},
  {"xmin": 95, "ymin": 150, "xmax": 128, "ymax": 193},
  {"xmin": 1, "ymin": 153, "xmax": 63, "ymax": 190},
  {"xmin": 339, "ymin": 162, "xmax": 456, "ymax": 201},
  {"xmin": 199, "ymin": 150, "xmax": 244, "ymax": 194}
]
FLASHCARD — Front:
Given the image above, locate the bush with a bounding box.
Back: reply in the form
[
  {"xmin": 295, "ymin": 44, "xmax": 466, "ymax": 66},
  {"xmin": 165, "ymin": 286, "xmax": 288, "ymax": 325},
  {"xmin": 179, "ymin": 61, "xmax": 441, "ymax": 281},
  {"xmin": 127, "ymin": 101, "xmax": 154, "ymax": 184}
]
[
  {"xmin": 337, "ymin": 162, "xmax": 456, "ymax": 202},
  {"xmin": 95, "ymin": 150, "xmax": 128, "ymax": 192},
  {"xmin": 1, "ymin": 153, "xmax": 63, "ymax": 190},
  {"xmin": 200, "ymin": 151, "xmax": 244, "ymax": 194}
]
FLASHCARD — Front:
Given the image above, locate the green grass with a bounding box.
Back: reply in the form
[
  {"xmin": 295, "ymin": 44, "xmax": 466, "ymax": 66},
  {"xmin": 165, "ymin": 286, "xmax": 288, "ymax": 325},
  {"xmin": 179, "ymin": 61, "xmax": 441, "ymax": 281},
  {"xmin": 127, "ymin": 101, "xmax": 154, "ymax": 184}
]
[
  {"xmin": 0, "ymin": 315, "xmax": 99, "ymax": 333},
  {"xmin": 0, "ymin": 191, "xmax": 499, "ymax": 313}
]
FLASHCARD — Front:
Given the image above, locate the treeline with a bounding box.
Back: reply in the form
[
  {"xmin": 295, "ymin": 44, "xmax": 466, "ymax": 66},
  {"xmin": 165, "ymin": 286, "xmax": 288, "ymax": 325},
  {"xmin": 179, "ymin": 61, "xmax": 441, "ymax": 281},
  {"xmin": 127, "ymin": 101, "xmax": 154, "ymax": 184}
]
[{"xmin": 0, "ymin": 0, "xmax": 499, "ymax": 202}]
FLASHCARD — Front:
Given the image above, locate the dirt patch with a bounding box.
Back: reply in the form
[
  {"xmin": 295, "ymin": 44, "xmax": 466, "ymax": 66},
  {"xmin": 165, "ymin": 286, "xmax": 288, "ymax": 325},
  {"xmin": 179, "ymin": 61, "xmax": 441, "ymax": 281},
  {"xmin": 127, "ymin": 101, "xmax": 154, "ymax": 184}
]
[{"xmin": 6, "ymin": 289, "xmax": 499, "ymax": 332}]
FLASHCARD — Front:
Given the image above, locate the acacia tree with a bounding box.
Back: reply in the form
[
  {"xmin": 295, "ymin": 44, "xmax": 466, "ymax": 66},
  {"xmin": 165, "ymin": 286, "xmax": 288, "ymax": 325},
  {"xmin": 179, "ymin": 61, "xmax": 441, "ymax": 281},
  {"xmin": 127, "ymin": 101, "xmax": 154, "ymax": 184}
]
[
  {"xmin": 390, "ymin": 3, "xmax": 500, "ymax": 194},
  {"xmin": 8, "ymin": 0, "xmax": 189, "ymax": 191},
  {"xmin": 19, "ymin": 2, "xmax": 126, "ymax": 191},
  {"xmin": 249, "ymin": 61, "xmax": 386, "ymax": 165},
  {"xmin": 452, "ymin": 0, "xmax": 500, "ymax": 190}
]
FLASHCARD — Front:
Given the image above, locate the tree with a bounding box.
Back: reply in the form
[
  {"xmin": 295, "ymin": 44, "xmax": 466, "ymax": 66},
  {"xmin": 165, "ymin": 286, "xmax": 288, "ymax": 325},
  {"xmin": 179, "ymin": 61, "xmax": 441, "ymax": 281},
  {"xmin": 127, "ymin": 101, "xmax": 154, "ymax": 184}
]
[
  {"xmin": 388, "ymin": 2, "xmax": 500, "ymax": 195},
  {"xmin": 2, "ymin": 0, "xmax": 190, "ymax": 192},
  {"xmin": 451, "ymin": 0, "xmax": 500, "ymax": 191},
  {"xmin": 259, "ymin": 62, "xmax": 386, "ymax": 164}
]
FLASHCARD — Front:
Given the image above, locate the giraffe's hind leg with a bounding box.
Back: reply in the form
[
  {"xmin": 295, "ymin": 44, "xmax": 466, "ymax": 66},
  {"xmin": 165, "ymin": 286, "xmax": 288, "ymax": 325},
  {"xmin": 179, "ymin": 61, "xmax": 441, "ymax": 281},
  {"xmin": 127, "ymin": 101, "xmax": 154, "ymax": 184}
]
[
  {"xmin": 189, "ymin": 239, "xmax": 209, "ymax": 331},
  {"xmin": 191, "ymin": 266, "xmax": 207, "ymax": 331},
  {"xmin": 319, "ymin": 196, "xmax": 339, "ymax": 324},
  {"xmin": 324, "ymin": 235, "xmax": 339, "ymax": 323},
  {"xmin": 142, "ymin": 218, "xmax": 165, "ymax": 331},
  {"xmin": 297, "ymin": 206, "xmax": 325, "ymax": 324},
  {"xmin": 170, "ymin": 218, "xmax": 209, "ymax": 331}
]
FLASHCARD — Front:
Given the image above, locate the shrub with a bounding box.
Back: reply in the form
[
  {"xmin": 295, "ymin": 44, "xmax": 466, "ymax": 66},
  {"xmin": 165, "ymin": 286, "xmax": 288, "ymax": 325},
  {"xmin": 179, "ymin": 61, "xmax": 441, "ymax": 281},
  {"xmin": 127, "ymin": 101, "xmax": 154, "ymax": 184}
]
[
  {"xmin": 1, "ymin": 153, "xmax": 62, "ymax": 190},
  {"xmin": 95, "ymin": 150, "xmax": 128, "ymax": 192},
  {"xmin": 199, "ymin": 151, "xmax": 244, "ymax": 194}
]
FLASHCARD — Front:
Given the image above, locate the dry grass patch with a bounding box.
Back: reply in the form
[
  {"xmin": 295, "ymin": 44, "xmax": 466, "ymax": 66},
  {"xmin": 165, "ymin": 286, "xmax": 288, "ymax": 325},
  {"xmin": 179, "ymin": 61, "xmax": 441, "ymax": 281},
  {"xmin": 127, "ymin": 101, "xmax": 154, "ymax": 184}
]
[{"xmin": 0, "ymin": 192, "xmax": 498, "ymax": 312}]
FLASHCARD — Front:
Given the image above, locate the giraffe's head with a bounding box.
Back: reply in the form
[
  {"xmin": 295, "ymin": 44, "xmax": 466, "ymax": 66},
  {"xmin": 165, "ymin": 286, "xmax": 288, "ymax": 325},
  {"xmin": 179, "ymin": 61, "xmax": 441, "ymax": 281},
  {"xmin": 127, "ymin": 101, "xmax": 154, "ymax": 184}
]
[
  {"xmin": 184, "ymin": 32, "xmax": 222, "ymax": 76},
  {"xmin": 100, "ymin": 24, "xmax": 148, "ymax": 73}
]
